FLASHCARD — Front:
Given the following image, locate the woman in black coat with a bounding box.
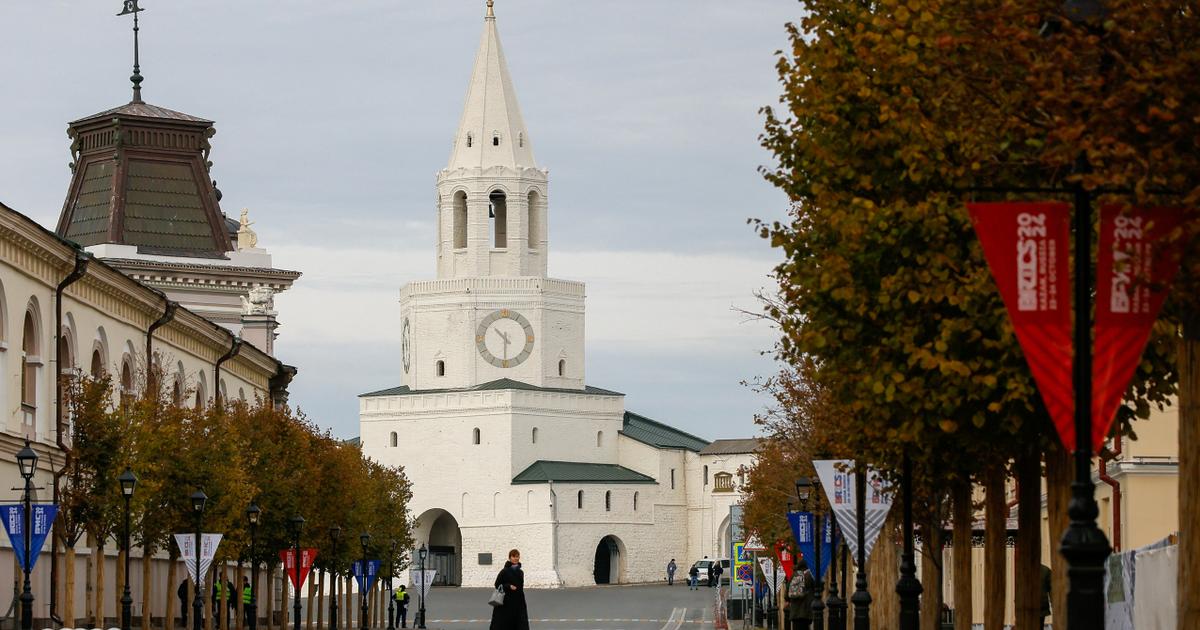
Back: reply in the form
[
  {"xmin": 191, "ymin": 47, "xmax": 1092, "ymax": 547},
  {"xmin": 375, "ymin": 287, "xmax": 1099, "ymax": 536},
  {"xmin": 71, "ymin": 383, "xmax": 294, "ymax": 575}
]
[{"xmin": 490, "ymin": 549, "xmax": 530, "ymax": 630}]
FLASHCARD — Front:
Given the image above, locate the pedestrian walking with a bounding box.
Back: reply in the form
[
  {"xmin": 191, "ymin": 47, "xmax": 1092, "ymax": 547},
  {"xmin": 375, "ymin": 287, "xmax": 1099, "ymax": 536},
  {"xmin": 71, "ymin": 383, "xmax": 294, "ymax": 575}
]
[
  {"xmin": 178, "ymin": 580, "xmax": 190, "ymax": 628},
  {"xmin": 667, "ymin": 559, "xmax": 677, "ymax": 586},
  {"xmin": 242, "ymin": 577, "xmax": 253, "ymax": 626},
  {"xmin": 688, "ymin": 564, "xmax": 699, "ymax": 590},
  {"xmin": 489, "ymin": 549, "xmax": 530, "ymax": 630},
  {"xmin": 712, "ymin": 562, "xmax": 724, "ymax": 588},
  {"xmin": 707, "ymin": 562, "xmax": 714, "ymax": 588},
  {"xmin": 394, "ymin": 585, "xmax": 410, "ymax": 628},
  {"xmin": 786, "ymin": 559, "xmax": 815, "ymax": 630}
]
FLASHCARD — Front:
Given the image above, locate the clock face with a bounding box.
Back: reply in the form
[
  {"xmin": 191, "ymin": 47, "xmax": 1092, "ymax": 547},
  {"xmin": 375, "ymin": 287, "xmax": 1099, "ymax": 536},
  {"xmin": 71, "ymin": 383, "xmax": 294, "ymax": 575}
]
[
  {"xmin": 476, "ymin": 309, "xmax": 534, "ymax": 368},
  {"xmin": 401, "ymin": 318, "xmax": 412, "ymax": 374}
]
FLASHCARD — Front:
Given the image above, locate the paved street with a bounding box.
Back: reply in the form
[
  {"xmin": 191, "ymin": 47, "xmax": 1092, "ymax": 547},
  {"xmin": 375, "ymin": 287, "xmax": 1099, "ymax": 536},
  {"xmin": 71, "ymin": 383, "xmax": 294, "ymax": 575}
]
[{"xmin": 415, "ymin": 584, "xmax": 720, "ymax": 630}]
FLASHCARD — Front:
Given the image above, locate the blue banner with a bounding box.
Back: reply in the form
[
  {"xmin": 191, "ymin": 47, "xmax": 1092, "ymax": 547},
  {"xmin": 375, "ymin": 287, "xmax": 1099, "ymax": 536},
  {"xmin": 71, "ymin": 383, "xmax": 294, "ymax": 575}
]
[
  {"xmin": 1, "ymin": 504, "xmax": 58, "ymax": 571},
  {"xmin": 352, "ymin": 559, "xmax": 382, "ymax": 593},
  {"xmin": 787, "ymin": 511, "xmax": 833, "ymax": 580}
]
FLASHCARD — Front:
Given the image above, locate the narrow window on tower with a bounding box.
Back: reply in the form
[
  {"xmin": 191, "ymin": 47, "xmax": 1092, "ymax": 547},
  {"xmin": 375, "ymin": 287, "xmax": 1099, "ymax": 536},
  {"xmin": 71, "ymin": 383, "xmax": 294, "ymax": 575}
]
[
  {"xmin": 390, "ymin": 432, "xmax": 398, "ymax": 447},
  {"xmin": 518, "ymin": 132, "xmax": 524, "ymax": 148},
  {"xmin": 633, "ymin": 492, "xmax": 639, "ymax": 511},
  {"xmin": 532, "ymin": 427, "xmax": 538, "ymax": 443},
  {"xmin": 558, "ymin": 359, "xmax": 566, "ymax": 376},
  {"xmin": 453, "ymin": 191, "xmax": 468, "ymax": 249},
  {"xmin": 466, "ymin": 133, "xmax": 473, "ymax": 148},
  {"xmin": 492, "ymin": 132, "xmax": 500, "ymax": 146},
  {"xmin": 527, "ymin": 190, "xmax": 540, "ymax": 249},
  {"xmin": 577, "ymin": 490, "xmax": 584, "ymax": 509},
  {"xmin": 671, "ymin": 468, "xmax": 676, "ymax": 490},
  {"xmin": 605, "ymin": 491, "xmax": 611, "ymax": 512},
  {"xmin": 436, "ymin": 360, "xmax": 445, "ymax": 377},
  {"xmin": 489, "ymin": 190, "xmax": 508, "ymax": 248},
  {"xmin": 473, "ymin": 427, "xmax": 481, "ymax": 445},
  {"xmin": 596, "ymin": 431, "xmax": 603, "ymax": 447}
]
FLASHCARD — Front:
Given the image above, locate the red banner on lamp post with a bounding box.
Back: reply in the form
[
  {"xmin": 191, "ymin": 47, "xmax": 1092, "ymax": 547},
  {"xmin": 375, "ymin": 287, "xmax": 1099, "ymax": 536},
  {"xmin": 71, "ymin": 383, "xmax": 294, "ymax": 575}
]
[
  {"xmin": 1092, "ymin": 205, "xmax": 1185, "ymax": 449},
  {"xmin": 969, "ymin": 202, "xmax": 1075, "ymax": 445},
  {"xmin": 775, "ymin": 542, "xmax": 794, "ymax": 580},
  {"xmin": 280, "ymin": 548, "xmax": 318, "ymax": 590}
]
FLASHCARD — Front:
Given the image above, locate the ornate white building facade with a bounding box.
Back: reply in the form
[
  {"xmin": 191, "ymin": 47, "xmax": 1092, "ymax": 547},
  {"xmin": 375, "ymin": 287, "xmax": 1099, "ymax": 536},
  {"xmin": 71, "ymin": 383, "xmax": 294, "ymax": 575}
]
[{"xmin": 359, "ymin": 4, "xmax": 759, "ymax": 588}]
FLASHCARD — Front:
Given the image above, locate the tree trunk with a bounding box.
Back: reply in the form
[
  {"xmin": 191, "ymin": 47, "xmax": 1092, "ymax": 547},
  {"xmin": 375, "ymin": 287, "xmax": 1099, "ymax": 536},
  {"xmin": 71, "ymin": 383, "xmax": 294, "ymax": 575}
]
[
  {"xmin": 86, "ymin": 539, "xmax": 95, "ymax": 628},
  {"xmin": 869, "ymin": 513, "xmax": 900, "ymax": 628},
  {"xmin": 1044, "ymin": 443, "xmax": 1071, "ymax": 629},
  {"xmin": 1014, "ymin": 450, "xmax": 1042, "ymax": 630},
  {"xmin": 97, "ymin": 541, "xmax": 107, "ymax": 627},
  {"xmin": 266, "ymin": 566, "xmax": 275, "ymax": 630},
  {"xmin": 952, "ymin": 478, "xmax": 973, "ymax": 630},
  {"xmin": 207, "ymin": 564, "xmax": 216, "ymax": 630},
  {"xmin": 236, "ymin": 562, "xmax": 245, "ymax": 630},
  {"xmin": 1179, "ymin": 316, "xmax": 1199, "ymax": 629},
  {"xmin": 983, "ymin": 464, "xmax": 1007, "ymax": 630},
  {"xmin": 142, "ymin": 550, "xmax": 154, "ymax": 630},
  {"xmin": 65, "ymin": 545, "xmax": 77, "ymax": 627},
  {"xmin": 920, "ymin": 515, "xmax": 943, "ymax": 630},
  {"xmin": 315, "ymin": 570, "xmax": 324, "ymax": 630},
  {"xmin": 306, "ymin": 568, "xmax": 315, "ymax": 630},
  {"xmin": 165, "ymin": 554, "xmax": 178, "ymax": 630}
]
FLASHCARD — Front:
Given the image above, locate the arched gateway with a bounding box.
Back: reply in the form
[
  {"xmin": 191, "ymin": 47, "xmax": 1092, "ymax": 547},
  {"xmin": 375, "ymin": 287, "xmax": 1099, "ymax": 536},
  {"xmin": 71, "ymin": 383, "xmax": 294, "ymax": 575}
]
[
  {"xmin": 413, "ymin": 508, "xmax": 462, "ymax": 586},
  {"xmin": 592, "ymin": 535, "xmax": 625, "ymax": 585}
]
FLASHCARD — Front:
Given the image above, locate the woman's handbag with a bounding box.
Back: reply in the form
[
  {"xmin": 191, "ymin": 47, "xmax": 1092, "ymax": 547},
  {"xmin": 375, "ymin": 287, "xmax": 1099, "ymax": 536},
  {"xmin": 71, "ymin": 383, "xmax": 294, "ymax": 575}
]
[{"xmin": 488, "ymin": 586, "xmax": 506, "ymax": 607}]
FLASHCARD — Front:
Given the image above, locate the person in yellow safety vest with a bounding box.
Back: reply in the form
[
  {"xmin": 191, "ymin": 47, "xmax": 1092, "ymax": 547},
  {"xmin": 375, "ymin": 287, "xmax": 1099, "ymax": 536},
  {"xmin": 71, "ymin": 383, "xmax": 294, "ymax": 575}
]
[
  {"xmin": 393, "ymin": 585, "xmax": 410, "ymax": 628},
  {"xmin": 242, "ymin": 577, "xmax": 253, "ymax": 626},
  {"xmin": 212, "ymin": 579, "xmax": 225, "ymax": 628}
]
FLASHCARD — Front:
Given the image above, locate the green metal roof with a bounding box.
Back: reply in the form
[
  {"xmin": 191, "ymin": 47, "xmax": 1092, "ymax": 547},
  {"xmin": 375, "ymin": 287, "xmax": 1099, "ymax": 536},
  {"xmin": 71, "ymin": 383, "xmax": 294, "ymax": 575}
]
[
  {"xmin": 512, "ymin": 460, "xmax": 657, "ymax": 485},
  {"xmin": 360, "ymin": 378, "xmax": 623, "ymax": 398},
  {"xmin": 621, "ymin": 411, "xmax": 710, "ymax": 452}
]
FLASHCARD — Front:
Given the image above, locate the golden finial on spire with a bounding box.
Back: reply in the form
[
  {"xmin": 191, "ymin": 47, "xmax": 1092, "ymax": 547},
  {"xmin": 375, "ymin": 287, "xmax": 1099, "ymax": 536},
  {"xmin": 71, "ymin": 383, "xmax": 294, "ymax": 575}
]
[{"xmin": 487, "ymin": 0, "xmax": 495, "ymax": 18}]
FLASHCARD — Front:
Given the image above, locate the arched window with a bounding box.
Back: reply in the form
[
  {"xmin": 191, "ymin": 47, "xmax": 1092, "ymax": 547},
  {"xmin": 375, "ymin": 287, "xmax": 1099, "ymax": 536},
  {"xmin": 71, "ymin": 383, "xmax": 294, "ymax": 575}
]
[
  {"xmin": 577, "ymin": 490, "xmax": 583, "ymax": 509},
  {"xmin": 527, "ymin": 191, "xmax": 539, "ymax": 248},
  {"xmin": 704, "ymin": 465, "xmax": 709, "ymax": 486},
  {"xmin": 452, "ymin": 191, "xmax": 468, "ymax": 249},
  {"xmin": 390, "ymin": 432, "xmax": 398, "ymax": 447},
  {"xmin": 436, "ymin": 360, "xmax": 445, "ymax": 377},
  {"xmin": 605, "ymin": 491, "xmax": 611, "ymax": 512},
  {"xmin": 558, "ymin": 359, "xmax": 565, "ymax": 377},
  {"xmin": 489, "ymin": 190, "xmax": 508, "ymax": 248},
  {"xmin": 172, "ymin": 379, "xmax": 183, "ymax": 407},
  {"xmin": 492, "ymin": 132, "xmax": 501, "ymax": 146},
  {"xmin": 90, "ymin": 350, "xmax": 103, "ymax": 378},
  {"xmin": 120, "ymin": 358, "xmax": 134, "ymax": 406},
  {"xmin": 532, "ymin": 427, "xmax": 538, "ymax": 443},
  {"xmin": 238, "ymin": 387, "xmax": 246, "ymax": 402},
  {"xmin": 21, "ymin": 309, "xmax": 40, "ymax": 429},
  {"xmin": 596, "ymin": 431, "xmax": 603, "ymax": 447},
  {"xmin": 473, "ymin": 427, "xmax": 481, "ymax": 445},
  {"xmin": 633, "ymin": 492, "xmax": 639, "ymax": 511},
  {"xmin": 195, "ymin": 389, "xmax": 203, "ymax": 409}
]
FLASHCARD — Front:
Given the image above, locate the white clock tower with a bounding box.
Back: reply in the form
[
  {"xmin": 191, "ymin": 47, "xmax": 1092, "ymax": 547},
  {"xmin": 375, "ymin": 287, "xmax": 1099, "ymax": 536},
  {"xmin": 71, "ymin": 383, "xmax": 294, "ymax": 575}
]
[{"xmin": 400, "ymin": 0, "xmax": 585, "ymax": 392}]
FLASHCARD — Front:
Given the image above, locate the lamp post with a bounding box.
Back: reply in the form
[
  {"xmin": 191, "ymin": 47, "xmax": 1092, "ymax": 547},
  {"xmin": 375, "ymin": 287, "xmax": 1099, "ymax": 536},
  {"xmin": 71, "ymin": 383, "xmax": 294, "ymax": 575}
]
[
  {"xmin": 246, "ymin": 504, "xmax": 261, "ymax": 630},
  {"xmin": 119, "ymin": 468, "xmax": 138, "ymax": 630},
  {"xmin": 191, "ymin": 491, "xmax": 208, "ymax": 630},
  {"xmin": 895, "ymin": 453, "xmax": 922, "ymax": 630},
  {"xmin": 417, "ymin": 544, "xmax": 427, "ymax": 629},
  {"xmin": 288, "ymin": 516, "xmax": 305, "ymax": 630},
  {"xmin": 851, "ymin": 467, "xmax": 871, "ymax": 630},
  {"xmin": 387, "ymin": 540, "xmax": 397, "ymax": 630},
  {"xmin": 329, "ymin": 527, "xmax": 341, "ymax": 630},
  {"xmin": 16, "ymin": 440, "xmax": 37, "ymax": 630},
  {"xmin": 795, "ymin": 478, "xmax": 824, "ymax": 630},
  {"xmin": 359, "ymin": 533, "xmax": 371, "ymax": 630}
]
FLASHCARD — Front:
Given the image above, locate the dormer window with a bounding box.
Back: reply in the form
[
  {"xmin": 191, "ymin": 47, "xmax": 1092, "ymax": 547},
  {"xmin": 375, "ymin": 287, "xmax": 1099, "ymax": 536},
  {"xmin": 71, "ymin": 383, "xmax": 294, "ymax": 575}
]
[{"xmin": 493, "ymin": 132, "xmax": 501, "ymax": 146}]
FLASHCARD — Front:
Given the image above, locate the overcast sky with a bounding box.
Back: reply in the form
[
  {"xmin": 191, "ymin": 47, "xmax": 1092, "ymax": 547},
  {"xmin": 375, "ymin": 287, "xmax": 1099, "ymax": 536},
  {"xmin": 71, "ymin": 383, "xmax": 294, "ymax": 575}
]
[{"xmin": 0, "ymin": 1, "xmax": 798, "ymax": 440}]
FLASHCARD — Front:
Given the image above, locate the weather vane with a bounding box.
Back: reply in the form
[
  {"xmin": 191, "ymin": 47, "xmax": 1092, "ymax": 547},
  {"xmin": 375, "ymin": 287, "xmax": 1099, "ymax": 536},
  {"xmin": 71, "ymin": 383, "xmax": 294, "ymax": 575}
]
[{"xmin": 117, "ymin": 0, "xmax": 145, "ymax": 103}]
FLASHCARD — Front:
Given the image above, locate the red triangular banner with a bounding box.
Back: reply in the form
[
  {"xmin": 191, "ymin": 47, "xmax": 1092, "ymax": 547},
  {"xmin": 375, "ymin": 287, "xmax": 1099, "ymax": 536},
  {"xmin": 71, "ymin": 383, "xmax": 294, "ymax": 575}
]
[
  {"xmin": 969, "ymin": 202, "xmax": 1075, "ymax": 444},
  {"xmin": 1093, "ymin": 205, "xmax": 1184, "ymax": 449},
  {"xmin": 280, "ymin": 548, "xmax": 318, "ymax": 590}
]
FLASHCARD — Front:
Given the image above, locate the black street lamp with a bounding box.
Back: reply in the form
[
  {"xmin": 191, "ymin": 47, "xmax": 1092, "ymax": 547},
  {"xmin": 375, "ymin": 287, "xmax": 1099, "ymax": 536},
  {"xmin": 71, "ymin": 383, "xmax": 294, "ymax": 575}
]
[
  {"xmin": 850, "ymin": 467, "xmax": 871, "ymax": 630},
  {"xmin": 387, "ymin": 540, "xmax": 397, "ymax": 630},
  {"xmin": 417, "ymin": 544, "xmax": 428, "ymax": 629},
  {"xmin": 119, "ymin": 468, "xmax": 138, "ymax": 630},
  {"xmin": 796, "ymin": 477, "xmax": 825, "ymax": 630},
  {"xmin": 16, "ymin": 439, "xmax": 37, "ymax": 630},
  {"xmin": 329, "ymin": 527, "xmax": 341, "ymax": 630},
  {"xmin": 246, "ymin": 504, "xmax": 261, "ymax": 630},
  {"xmin": 288, "ymin": 516, "xmax": 305, "ymax": 630},
  {"xmin": 191, "ymin": 490, "xmax": 208, "ymax": 630},
  {"xmin": 359, "ymin": 533, "xmax": 371, "ymax": 630},
  {"xmin": 895, "ymin": 454, "xmax": 922, "ymax": 630}
]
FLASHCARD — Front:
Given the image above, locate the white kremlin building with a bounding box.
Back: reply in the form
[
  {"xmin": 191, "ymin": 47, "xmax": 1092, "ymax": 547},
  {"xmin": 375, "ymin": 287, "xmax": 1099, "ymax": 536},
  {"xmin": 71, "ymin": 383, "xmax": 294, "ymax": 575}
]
[{"xmin": 359, "ymin": 3, "xmax": 759, "ymax": 588}]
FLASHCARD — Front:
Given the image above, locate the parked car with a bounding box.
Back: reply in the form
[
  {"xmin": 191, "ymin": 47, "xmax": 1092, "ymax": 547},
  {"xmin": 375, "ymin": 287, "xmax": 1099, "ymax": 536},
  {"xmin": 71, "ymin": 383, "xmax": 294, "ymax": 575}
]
[{"xmin": 689, "ymin": 558, "xmax": 731, "ymax": 586}]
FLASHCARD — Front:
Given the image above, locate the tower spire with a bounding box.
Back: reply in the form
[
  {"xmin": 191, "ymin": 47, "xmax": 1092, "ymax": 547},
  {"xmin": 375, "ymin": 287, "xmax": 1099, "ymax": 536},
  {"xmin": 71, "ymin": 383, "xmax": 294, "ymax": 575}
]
[
  {"xmin": 487, "ymin": 0, "xmax": 495, "ymax": 19},
  {"xmin": 117, "ymin": 0, "xmax": 146, "ymax": 103}
]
